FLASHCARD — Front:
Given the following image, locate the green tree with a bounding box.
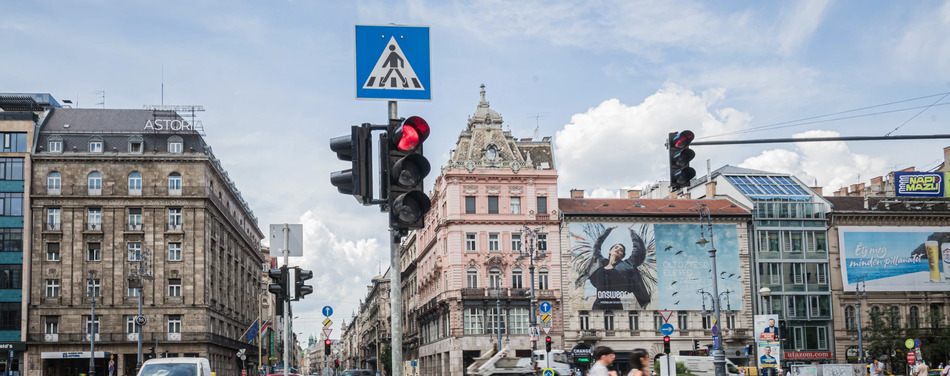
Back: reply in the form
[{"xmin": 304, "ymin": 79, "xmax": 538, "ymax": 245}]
[{"xmin": 381, "ymin": 344, "xmax": 392, "ymax": 375}]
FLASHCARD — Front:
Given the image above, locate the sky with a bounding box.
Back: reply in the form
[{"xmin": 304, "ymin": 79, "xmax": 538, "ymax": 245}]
[{"xmin": 4, "ymin": 0, "xmax": 950, "ymax": 343}]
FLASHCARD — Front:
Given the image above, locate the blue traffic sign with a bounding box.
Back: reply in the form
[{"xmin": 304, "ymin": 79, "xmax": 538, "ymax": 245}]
[
  {"xmin": 712, "ymin": 334, "xmax": 721, "ymax": 349},
  {"xmin": 539, "ymin": 301, "xmax": 552, "ymax": 313},
  {"xmin": 711, "ymin": 325, "xmax": 719, "ymax": 336},
  {"xmin": 355, "ymin": 25, "xmax": 431, "ymax": 101},
  {"xmin": 660, "ymin": 323, "xmax": 674, "ymax": 336},
  {"xmin": 322, "ymin": 306, "xmax": 333, "ymax": 317},
  {"xmin": 542, "ymin": 369, "xmax": 555, "ymax": 376}
]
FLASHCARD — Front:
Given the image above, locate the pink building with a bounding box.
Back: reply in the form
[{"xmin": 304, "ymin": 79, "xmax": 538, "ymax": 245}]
[{"xmin": 412, "ymin": 85, "xmax": 562, "ymax": 376}]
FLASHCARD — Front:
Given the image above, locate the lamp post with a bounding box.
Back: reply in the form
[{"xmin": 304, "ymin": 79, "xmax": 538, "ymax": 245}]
[
  {"xmin": 519, "ymin": 225, "xmax": 546, "ymax": 351},
  {"xmin": 696, "ymin": 204, "xmax": 725, "ymax": 376},
  {"xmin": 129, "ymin": 248, "xmax": 153, "ymax": 374},
  {"xmin": 758, "ymin": 287, "xmax": 773, "ymax": 376},
  {"xmin": 88, "ymin": 270, "xmax": 97, "ymax": 376},
  {"xmin": 855, "ymin": 279, "xmax": 867, "ymax": 363}
]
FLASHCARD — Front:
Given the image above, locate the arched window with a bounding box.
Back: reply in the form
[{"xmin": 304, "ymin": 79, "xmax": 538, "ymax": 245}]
[
  {"xmin": 168, "ymin": 173, "xmax": 182, "ymax": 195},
  {"xmin": 909, "ymin": 306, "xmax": 920, "ymax": 329},
  {"xmin": 465, "ymin": 268, "xmax": 478, "ymax": 289},
  {"xmin": 47, "ymin": 172, "xmax": 61, "ymax": 195},
  {"xmin": 890, "ymin": 306, "xmax": 901, "ymax": 328},
  {"xmin": 538, "ymin": 268, "xmax": 549, "ymax": 289},
  {"xmin": 88, "ymin": 172, "xmax": 102, "ymax": 196},
  {"xmin": 128, "ymin": 172, "xmax": 142, "ymax": 195},
  {"xmin": 489, "ymin": 268, "xmax": 502, "ymax": 289},
  {"xmin": 844, "ymin": 306, "xmax": 855, "ymax": 330}
]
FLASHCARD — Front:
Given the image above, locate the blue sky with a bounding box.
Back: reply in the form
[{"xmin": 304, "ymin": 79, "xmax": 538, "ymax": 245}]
[{"xmin": 4, "ymin": 0, "xmax": 950, "ymax": 341}]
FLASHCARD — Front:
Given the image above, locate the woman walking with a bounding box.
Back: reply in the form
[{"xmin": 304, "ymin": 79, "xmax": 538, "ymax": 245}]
[{"xmin": 627, "ymin": 349, "xmax": 650, "ymax": 376}]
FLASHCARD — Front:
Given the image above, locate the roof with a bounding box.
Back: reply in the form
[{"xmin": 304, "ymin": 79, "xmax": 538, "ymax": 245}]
[
  {"xmin": 42, "ymin": 108, "xmax": 196, "ymax": 133},
  {"xmin": 559, "ymin": 198, "xmax": 750, "ymax": 217}
]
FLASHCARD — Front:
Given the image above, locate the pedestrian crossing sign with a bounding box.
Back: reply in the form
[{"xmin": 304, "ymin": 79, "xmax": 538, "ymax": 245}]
[{"xmin": 355, "ymin": 25, "xmax": 431, "ymax": 101}]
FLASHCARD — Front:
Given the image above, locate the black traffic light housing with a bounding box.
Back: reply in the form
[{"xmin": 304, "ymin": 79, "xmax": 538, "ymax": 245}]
[
  {"xmin": 663, "ymin": 335, "xmax": 671, "ymax": 354},
  {"xmin": 324, "ymin": 339, "xmax": 331, "ymax": 356},
  {"xmin": 330, "ymin": 124, "xmax": 372, "ymax": 204},
  {"xmin": 385, "ymin": 116, "xmax": 431, "ymax": 232},
  {"xmin": 294, "ymin": 268, "xmax": 314, "ymax": 301},
  {"xmin": 267, "ymin": 267, "xmax": 288, "ymax": 302},
  {"xmin": 668, "ymin": 130, "xmax": 696, "ymax": 190},
  {"xmin": 545, "ymin": 336, "xmax": 552, "ymax": 352},
  {"xmin": 693, "ymin": 340, "xmax": 700, "ymax": 350}
]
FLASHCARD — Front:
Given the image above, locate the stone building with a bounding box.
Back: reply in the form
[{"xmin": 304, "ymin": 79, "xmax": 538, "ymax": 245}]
[
  {"xmin": 398, "ymin": 232, "xmax": 419, "ymax": 376},
  {"xmin": 356, "ymin": 269, "xmax": 390, "ymax": 373},
  {"xmin": 27, "ymin": 106, "xmax": 264, "ymax": 376},
  {"xmin": 412, "ymin": 85, "xmax": 561, "ymax": 376}
]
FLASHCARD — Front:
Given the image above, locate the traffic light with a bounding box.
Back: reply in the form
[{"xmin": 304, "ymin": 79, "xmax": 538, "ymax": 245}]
[
  {"xmin": 545, "ymin": 336, "xmax": 552, "ymax": 352},
  {"xmin": 334, "ymin": 360, "xmax": 339, "ymax": 368},
  {"xmin": 385, "ymin": 116, "xmax": 431, "ymax": 232},
  {"xmin": 694, "ymin": 340, "xmax": 700, "ymax": 350},
  {"xmin": 663, "ymin": 336, "xmax": 671, "ymax": 354},
  {"xmin": 294, "ymin": 268, "xmax": 314, "ymax": 300},
  {"xmin": 324, "ymin": 339, "xmax": 331, "ymax": 356},
  {"xmin": 330, "ymin": 124, "xmax": 372, "ymax": 204},
  {"xmin": 267, "ymin": 267, "xmax": 288, "ymax": 301},
  {"xmin": 668, "ymin": 130, "xmax": 696, "ymax": 190}
]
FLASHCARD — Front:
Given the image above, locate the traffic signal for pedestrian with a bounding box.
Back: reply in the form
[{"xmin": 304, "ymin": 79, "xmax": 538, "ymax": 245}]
[
  {"xmin": 385, "ymin": 116, "xmax": 431, "ymax": 232},
  {"xmin": 330, "ymin": 124, "xmax": 372, "ymax": 204},
  {"xmin": 294, "ymin": 268, "xmax": 314, "ymax": 301},
  {"xmin": 545, "ymin": 336, "xmax": 552, "ymax": 352},
  {"xmin": 663, "ymin": 336, "xmax": 671, "ymax": 354},
  {"xmin": 324, "ymin": 339, "xmax": 332, "ymax": 356},
  {"xmin": 267, "ymin": 267, "xmax": 288, "ymax": 301},
  {"xmin": 694, "ymin": 340, "xmax": 700, "ymax": 350},
  {"xmin": 668, "ymin": 130, "xmax": 696, "ymax": 190}
]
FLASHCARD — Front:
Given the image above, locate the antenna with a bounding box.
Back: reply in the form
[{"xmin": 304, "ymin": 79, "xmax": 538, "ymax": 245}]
[
  {"xmin": 161, "ymin": 64, "xmax": 165, "ymax": 106},
  {"xmin": 94, "ymin": 90, "xmax": 105, "ymax": 108},
  {"xmin": 529, "ymin": 113, "xmax": 548, "ymax": 138}
]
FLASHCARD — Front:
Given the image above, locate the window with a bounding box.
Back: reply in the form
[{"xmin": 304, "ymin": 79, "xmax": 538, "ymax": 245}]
[
  {"xmin": 511, "ymin": 233, "xmax": 522, "ymax": 252},
  {"xmin": 88, "ymin": 138, "xmax": 103, "ymax": 153},
  {"xmin": 0, "ymin": 265, "xmax": 21, "ymax": 289},
  {"xmin": 816, "ymin": 264, "xmax": 827, "ymax": 284},
  {"xmin": 87, "ymin": 208, "xmax": 102, "ymax": 230},
  {"xmin": 128, "ymin": 136, "xmax": 143, "ymax": 153},
  {"xmin": 537, "ymin": 269, "xmax": 549, "ymax": 289},
  {"xmin": 128, "ymin": 208, "xmax": 143, "ymax": 230},
  {"xmin": 489, "ymin": 268, "xmax": 502, "ymax": 289},
  {"xmin": 88, "ymin": 171, "xmax": 102, "ymax": 195},
  {"xmin": 128, "ymin": 242, "xmax": 142, "ymax": 261},
  {"xmin": 579, "ymin": 311, "xmax": 590, "ymax": 330},
  {"xmin": 87, "ymin": 279, "xmax": 100, "ymax": 297},
  {"xmin": 46, "ymin": 208, "xmax": 60, "ymax": 230},
  {"xmin": 654, "ymin": 313, "xmax": 663, "ymax": 330},
  {"xmin": 465, "ymin": 233, "xmax": 477, "ymax": 252},
  {"xmin": 510, "ymin": 197, "xmax": 521, "ymax": 214},
  {"xmin": 628, "ymin": 311, "xmax": 639, "ymax": 330},
  {"xmin": 0, "ymin": 158, "xmax": 24, "ymax": 181},
  {"xmin": 168, "ymin": 136, "xmax": 183, "ymax": 154},
  {"xmin": 488, "ymin": 196, "xmax": 499, "ymax": 214},
  {"xmin": 890, "ymin": 306, "xmax": 901, "ymax": 328},
  {"xmin": 45, "ymin": 279, "xmax": 60, "ymax": 297},
  {"xmin": 87, "ymin": 243, "xmax": 101, "ymax": 262},
  {"xmin": 48, "ymin": 139, "xmax": 63, "ymax": 153},
  {"xmin": 604, "ymin": 310, "xmax": 615, "ymax": 331},
  {"xmin": 85, "ymin": 316, "xmax": 100, "ymax": 334},
  {"xmin": 46, "ymin": 243, "xmax": 60, "ymax": 262},
  {"xmin": 537, "ymin": 196, "xmax": 547, "ymax": 214},
  {"xmin": 0, "ymin": 229, "xmax": 21, "ymax": 252},
  {"xmin": 488, "ymin": 233, "xmax": 499, "ymax": 252},
  {"xmin": 909, "ymin": 306, "xmax": 920, "ymax": 329},
  {"xmin": 466, "ymin": 268, "xmax": 478, "ymax": 289},
  {"xmin": 931, "ymin": 304, "xmax": 942, "ymax": 328},
  {"xmin": 168, "ymin": 279, "xmax": 182, "ymax": 297},
  {"xmin": 168, "ymin": 208, "xmax": 183, "ymax": 230},
  {"xmin": 465, "ymin": 196, "xmax": 476, "ymax": 214},
  {"xmin": 677, "ymin": 311, "xmax": 689, "ymax": 330},
  {"xmin": 537, "ymin": 234, "xmax": 548, "ymax": 252},
  {"xmin": 844, "ymin": 306, "xmax": 856, "ymax": 330},
  {"xmin": 702, "ymin": 315, "xmax": 712, "ymax": 329},
  {"xmin": 45, "ymin": 317, "xmax": 59, "ymax": 334},
  {"xmin": 464, "ymin": 308, "xmax": 483, "ymax": 334},
  {"xmin": 167, "ymin": 315, "xmax": 182, "ymax": 333},
  {"xmin": 509, "ymin": 307, "xmax": 529, "ymax": 334},
  {"xmin": 47, "ymin": 172, "xmax": 61, "ymax": 195},
  {"xmin": 511, "ymin": 269, "xmax": 523, "ymax": 289},
  {"xmin": 128, "ymin": 172, "xmax": 142, "ymax": 195},
  {"xmin": 128, "ymin": 280, "xmax": 141, "ymax": 297},
  {"xmin": 168, "ymin": 242, "xmax": 182, "ymax": 261},
  {"xmin": 126, "ymin": 315, "xmax": 141, "ymax": 334},
  {"xmin": 0, "ymin": 193, "xmax": 22, "ymax": 217},
  {"xmin": 727, "ymin": 314, "xmax": 737, "ymax": 329},
  {"xmin": 168, "ymin": 173, "xmax": 182, "ymax": 195}
]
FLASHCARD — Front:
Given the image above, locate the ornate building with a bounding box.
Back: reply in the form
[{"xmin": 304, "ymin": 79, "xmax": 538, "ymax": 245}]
[
  {"xmin": 412, "ymin": 85, "xmax": 561, "ymax": 376},
  {"xmin": 26, "ymin": 106, "xmax": 264, "ymax": 376}
]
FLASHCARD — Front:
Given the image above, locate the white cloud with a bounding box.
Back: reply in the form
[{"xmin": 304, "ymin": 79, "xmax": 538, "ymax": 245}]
[
  {"xmin": 893, "ymin": 0, "xmax": 950, "ymax": 80},
  {"xmin": 775, "ymin": 0, "xmax": 832, "ymax": 56}
]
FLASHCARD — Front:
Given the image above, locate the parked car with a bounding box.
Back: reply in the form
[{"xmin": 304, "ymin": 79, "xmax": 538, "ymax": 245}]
[
  {"xmin": 341, "ymin": 370, "xmax": 373, "ymax": 376},
  {"xmin": 928, "ymin": 368, "xmax": 944, "ymax": 376}
]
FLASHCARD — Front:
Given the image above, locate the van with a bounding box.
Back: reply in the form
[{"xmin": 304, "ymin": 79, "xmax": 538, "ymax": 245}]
[
  {"xmin": 137, "ymin": 357, "xmax": 213, "ymax": 376},
  {"xmin": 531, "ymin": 350, "xmax": 572, "ymax": 376},
  {"xmin": 665, "ymin": 355, "xmax": 741, "ymax": 376}
]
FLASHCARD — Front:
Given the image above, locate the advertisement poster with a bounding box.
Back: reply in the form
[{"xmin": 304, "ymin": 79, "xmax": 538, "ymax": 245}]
[
  {"xmin": 567, "ymin": 222, "xmax": 742, "ymax": 311},
  {"xmin": 757, "ymin": 343, "xmax": 780, "ymax": 368},
  {"xmin": 894, "ymin": 171, "xmax": 946, "ymax": 197},
  {"xmin": 838, "ymin": 226, "xmax": 950, "ymax": 291},
  {"xmin": 754, "ymin": 315, "xmax": 780, "ymax": 342}
]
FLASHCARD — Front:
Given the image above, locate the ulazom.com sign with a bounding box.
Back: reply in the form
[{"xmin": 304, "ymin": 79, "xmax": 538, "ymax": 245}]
[{"xmin": 895, "ymin": 171, "xmax": 945, "ymax": 197}]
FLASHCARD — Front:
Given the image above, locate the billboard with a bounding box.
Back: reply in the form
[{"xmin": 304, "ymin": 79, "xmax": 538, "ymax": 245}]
[
  {"xmin": 754, "ymin": 314, "xmax": 781, "ymax": 368},
  {"xmin": 894, "ymin": 171, "xmax": 946, "ymax": 197},
  {"xmin": 838, "ymin": 226, "xmax": 950, "ymax": 291},
  {"xmin": 567, "ymin": 222, "xmax": 743, "ymax": 311}
]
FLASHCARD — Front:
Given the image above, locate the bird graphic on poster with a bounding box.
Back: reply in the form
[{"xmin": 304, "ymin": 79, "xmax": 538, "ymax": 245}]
[
  {"xmin": 728, "ymin": 273, "xmax": 736, "ymax": 279},
  {"xmin": 675, "ymin": 250, "xmax": 684, "ymax": 255},
  {"xmin": 672, "ymin": 291, "xmax": 679, "ymax": 296},
  {"xmin": 674, "ymin": 301, "xmax": 680, "ymax": 305},
  {"xmin": 670, "ymin": 280, "xmax": 677, "ymax": 287},
  {"xmin": 664, "ymin": 246, "xmax": 673, "ymax": 252}
]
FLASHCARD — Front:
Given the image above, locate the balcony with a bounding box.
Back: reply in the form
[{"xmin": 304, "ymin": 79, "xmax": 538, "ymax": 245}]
[
  {"xmin": 461, "ymin": 288, "xmax": 485, "ymax": 297},
  {"xmin": 723, "ymin": 328, "xmax": 749, "ymax": 340},
  {"xmin": 128, "ymin": 224, "xmax": 143, "ymax": 231}
]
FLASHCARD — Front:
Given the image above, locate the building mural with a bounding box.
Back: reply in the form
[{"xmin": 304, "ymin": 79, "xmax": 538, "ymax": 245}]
[
  {"xmin": 568, "ymin": 222, "xmax": 743, "ymax": 311},
  {"xmin": 838, "ymin": 226, "xmax": 950, "ymax": 291}
]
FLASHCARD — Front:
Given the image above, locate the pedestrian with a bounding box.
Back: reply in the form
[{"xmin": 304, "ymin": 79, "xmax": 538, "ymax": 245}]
[
  {"xmin": 941, "ymin": 362, "xmax": 950, "ymax": 376},
  {"xmin": 914, "ymin": 361, "xmax": 930, "ymax": 376},
  {"xmin": 626, "ymin": 349, "xmax": 649, "ymax": 376},
  {"xmin": 869, "ymin": 357, "xmax": 884, "ymax": 376},
  {"xmin": 589, "ymin": 346, "xmax": 618, "ymax": 376}
]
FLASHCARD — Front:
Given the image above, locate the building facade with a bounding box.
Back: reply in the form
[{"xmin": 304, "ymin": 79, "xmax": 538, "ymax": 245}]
[
  {"xmin": 412, "ymin": 85, "xmax": 561, "ymax": 376},
  {"xmin": 26, "ymin": 106, "xmax": 265, "ymax": 376}
]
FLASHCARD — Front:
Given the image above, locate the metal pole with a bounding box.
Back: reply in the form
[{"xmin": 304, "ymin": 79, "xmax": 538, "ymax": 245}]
[
  {"xmin": 89, "ymin": 270, "xmax": 97, "ymax": 376},
  {"xmin": 283, "ymin": 224, "xmax": 290, "ymax": 376},
  {"xmin": 701, "ymin": 208, "xmax": 726, "ymax": 376},
  {"xmin": 389, "ymin": 101, "xmax": 405, "ymax": 376},
  {"xmin": 496, "ymin": 285, "xmax": 502, "ymax": 352},
  {"xmin": 525, "ymin": 226, "xmax": 539, "ymax": 351},
  {"xmin": 136, "ymin": 255, "xmax": 145, "ymax": 374},
  {"xmin": 856, "ymin": 282, "xmax": 864, "ymax": 363},
  {"xmin": 259, "ymin": 291, "xmax": 264, "ymax": 376}
]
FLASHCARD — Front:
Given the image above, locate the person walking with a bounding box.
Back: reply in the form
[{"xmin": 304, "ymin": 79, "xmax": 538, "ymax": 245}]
[
  {"xmin": 914, "ymin": 361, "xmax": 930, "ymax": 376},
  {"xmin": 589, "ymin": 346, "xmax": 618, "ymax": 376},
  {"xmin": 626, "ymin": 349, "xmax": 649, "ymax": 376},
  {"xmin": 869, "ymin": 357, "xmax": 884, "ymax": 376}
]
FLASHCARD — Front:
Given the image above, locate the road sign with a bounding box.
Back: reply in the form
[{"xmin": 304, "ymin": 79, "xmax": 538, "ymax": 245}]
[
  {"xmin": 323, "ymin": 318, "xmax": 333, "ymax": 327},
  {"xmin": 269, "ymin": 224, "xmax": 304, "ymax": 257},
  {"xmin": 543, "ymin": 327, "xmax": 551, "ymax": 335},
  {"xmin": 541, "ymin": 313, "xmax": 550, "ymax": 322},
  {"xmin": 712, "ymin": 334, "xmax": 721, "ymax": 349},
  {"xmin": 135, "ymin": 315, "xmax": 147, "ymax": 326},
  {"xmin": 323, "ymin": 328, "xmax": 332, "ymax": 338},
  {"xmin": 914, "ymin": 338, "xmax": 921, "ymax": 348},
  {"xmin": 907, "ymin": 352, "xmax": 916, "ymax": 365},
  {"xmin": 542, "ymin": 369, "xmax": 555, "ymax": 376},
  {"xmin": 540, "ymin": 301, "xmax": 552, "ymax": 313},
  {"xmin": 355, "ymin": 25, "xmax": 431, "ymax": 101},
  {"xmin": 905, "ymin": 339, "xmax": 915, "ymax": 349},
  {"xmin": 323, "ymin": 306, "xmax": 333, "ymax": 317},
  {"xmin": 660, "ymin": 323, "xmax": 674, "ymax": 336},
  {"xmin": 659, "ymin": 310, "xmax": 674, "ymax": 322},
  {"xmin": 711, "ymin": 325, "xmax": 720, "ymax": 336}
]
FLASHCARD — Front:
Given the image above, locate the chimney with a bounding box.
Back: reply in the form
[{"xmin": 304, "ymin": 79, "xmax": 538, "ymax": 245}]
[
  {"xmin": 627, "ymin": 190, "xmax": 641, "ymax": 198},
  {"xmin": 570, "ymin": 189, "xmax": 584, "ymax": 198},
  {"xmin": 811, "ymin": 186, "xmax": 823, "ymax": 196},
  {"xmin": 836, "ymin": 187, "xmax": 848, "ymax": 196},
  {"xmin": 705, "ymin": 181, "xmax": 717, "ymax": 198}
]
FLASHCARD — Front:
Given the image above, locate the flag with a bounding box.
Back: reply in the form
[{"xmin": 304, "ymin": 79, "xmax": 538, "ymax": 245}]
[
  {"xmin": 247, "ymin": 320, "xmax": 259, "ymax": 343},
  {"xmin": 259, "ymin": 320, "xmax": 269, "ymax": 336}
]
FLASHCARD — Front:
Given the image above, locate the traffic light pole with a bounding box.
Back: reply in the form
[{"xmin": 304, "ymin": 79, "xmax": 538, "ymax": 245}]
[
  {"xmin": 282, "ymin": 225, "xmax": 291, "ymax": 376},
  {"xmin": 388, "ymin": 101, "xmax": 405, "ymax": 376}
]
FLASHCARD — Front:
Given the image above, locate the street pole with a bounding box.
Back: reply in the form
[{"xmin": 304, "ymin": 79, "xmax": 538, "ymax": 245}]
[
  {"xmin": 856, "ymin": 279, "xmax": 865, "ymax": 363},
  {"xmin": 388, "ymin": 100, "xmax": 405, "ymax": 376},
  {"xmin": 283, "ymin": 224, "xmax": 290, "ymax": 376},
  {"xmin": 131, "ymin": 248, "xmax": 152, "ymax": 375},
  {"xmin": 88, "ymin": 270, "xmax": 97, "ymax": 376},
  {"xmin": 698, "ymin": 205, "xmax": 725, "ymax": 376},
  {"xmin": 521, "ymin": 225, "xmax": 544, "ymax": 351},
  {"xmin": 496, "ymin": 283, "xmax": 502, "ymax": 353}
]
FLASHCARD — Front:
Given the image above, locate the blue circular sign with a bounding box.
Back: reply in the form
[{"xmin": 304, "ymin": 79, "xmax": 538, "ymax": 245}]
[
  {"xmin": 711, "ymin": 325, "xmax": 720, "ymax": 336},
  {"xmin": 660, "ymin": 323, "xmax": 674, "ymax": 336},
  {"xmin": 540, "ymin": 302, "xmax": 552, "ymax": 313},
  {"xmin": 542, "ymin": 369, "xmax": 555, "ymax": 376},
  {"xmin": 914, "ymin": 338, "xmax": 921, "ymax": 348},
  {"xmin": 323, "ymin": 306, "xmax": 333, "ymax": 317}
]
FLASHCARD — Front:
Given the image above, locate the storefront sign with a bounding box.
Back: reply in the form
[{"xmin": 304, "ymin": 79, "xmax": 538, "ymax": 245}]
[
  {"xmin": 41, "ymin": 351, "xmax": 107, "ymax": 359},
  {"xmin": 784, "ymin": 351, "xmax": 832, "ymax": 360}
]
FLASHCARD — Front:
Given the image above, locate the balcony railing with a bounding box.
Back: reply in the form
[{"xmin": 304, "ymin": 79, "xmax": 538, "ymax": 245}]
[
  {"xmin": 128, "ymin": 224, "xmax": 143, "ymax": 231},
  {"xmin": 87, "ymin": 222, "xmax": 102, "ymax": 231},
  {"xmin": 45, "ymin": 222, "xmax": 60, "ymax": 231},
  {"xmin": 168, "ymin": 223, "xmax": 182, "ymax": 231},
  {"xmin": 42, "ymin": 185, "xmax": 208, "ymax": 197},
  {"xmin": 28, "ymin": 331, "xmax": 245, "ymax": 346}
]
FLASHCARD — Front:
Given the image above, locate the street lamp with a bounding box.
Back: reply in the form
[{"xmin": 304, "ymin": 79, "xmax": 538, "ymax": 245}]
[
  {"xmin": 88, "ymin": 270, "xmax": 97, "ymax": 376},
  {"xmin": 518, "ymin": 225, "xmax": 546, "ymax": 351},
  {"xmin": 696, "ymin": 204, "xmax": 725, "ymax": 376},
  {"xmin": 698, "ymin": 288, "xmax": 734, "ymax": 315},
  {"xmin": 129, "ymin": 248, "xmax": 153, "ymax": 374},
  {"xmin": 855, "ymin": 278, "xmax": 867, "ymax": 363}
]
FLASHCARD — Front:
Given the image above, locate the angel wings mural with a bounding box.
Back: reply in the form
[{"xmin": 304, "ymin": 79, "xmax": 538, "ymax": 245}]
[{"xmin": 571, "ymin": 223, "xmax": 658, "ymax": 310}]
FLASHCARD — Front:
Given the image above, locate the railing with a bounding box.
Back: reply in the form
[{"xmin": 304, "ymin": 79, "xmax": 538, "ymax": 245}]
[
  {"xmin": 579, "ymin": 330, "xmax": 600, "ymax": 339},
  {"xmin": 87, "ymin": 222, "xmax": 102, "ymax": 231},
  {"xmin": 128, "ymin": 224, "xmax": 143, "ymax": 231},
  {"xmin": 28, "ymin": 331, "xmax": 249, "ymax": 347},
  {"xmin": 43, "ymin": 185, "xmax": 208, "ymax": 197},
  {"xmin": 461, "ymin": 288, "xmax": 485, "ymax": 297},
  {"xmin": 168, "ymin": 223, "xmax": 182, "ymax": 231},
  {"xmin": 45, "ymin": 222, "xmax": 60, "ymax": 231}
]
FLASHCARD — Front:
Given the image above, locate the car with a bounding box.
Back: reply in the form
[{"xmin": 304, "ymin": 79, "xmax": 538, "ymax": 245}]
[
  {"xmin": 928, "ymin": 369, "xmax": 944, "ymax": 376},
  {"xmin": 137, "ymin": 357, "xmax": 213, "ymax": 376},
  {"xmin": 341, "ymin": 370, "xmax": 373, "ymax": 376},
  {"xmin": 266, "ymin": 373, "xmax": 301, "ymax": 376}
]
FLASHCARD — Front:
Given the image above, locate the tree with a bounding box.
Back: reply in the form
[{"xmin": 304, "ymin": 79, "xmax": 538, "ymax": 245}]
[{"xmin": 381, "ymin": 344, "xmax": 392, "ymax": 376}]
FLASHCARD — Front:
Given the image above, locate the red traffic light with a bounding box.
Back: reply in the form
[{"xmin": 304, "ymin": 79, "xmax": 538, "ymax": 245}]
[
  {"xmin": 392, "ymin": 116, "xmax": 430, "ymax": 151},
  {"xmin": 545, "ymin": 336, "xmax": 552, "ymax": 343},
  {"xmin": 325, "ymin": 339, "xmax": 331, "ymax": 346},
  {"xmin": 671, "ymin": 130, "xmax": 694, "ymax": 149},
  {"xmin": 663, "ymin": 336, "xmax": 670, "ymax": 343}
]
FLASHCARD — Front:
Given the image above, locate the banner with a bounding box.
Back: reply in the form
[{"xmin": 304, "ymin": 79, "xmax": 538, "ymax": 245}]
[
  {"xmin": 754, "ymin": 314, "xmax": 781, "ymax": 368},
  {"xmin": 838, "ymin": 226, "xmax": 950, "ymax": 291},
  {"xmin": 894, "ymin": 171, "xmax": 946, "ymax": 197},
  {"xmin": 567, "ymin": 222, "xmax": 742, "ymax": 310}
]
